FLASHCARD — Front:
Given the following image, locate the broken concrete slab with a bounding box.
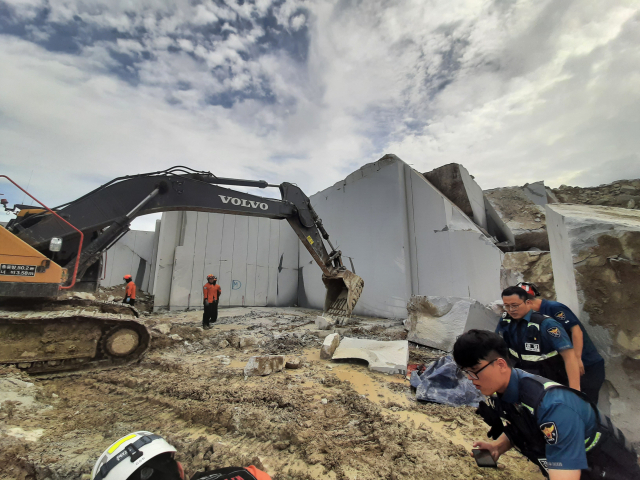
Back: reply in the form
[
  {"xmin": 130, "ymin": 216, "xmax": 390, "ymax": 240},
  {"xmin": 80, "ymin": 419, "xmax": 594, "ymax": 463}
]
[
  {"xmin": 315, "ymin": 316, "xmax": 335, "ymax": 330},
  {"xmin": 244, "ymin": 355, "xmax": 286, "ymax": 376},
  {"xmin": 320, "ymin": 333, "xmax": 340, "ymax": 360},
  {"xmin": 153, "ymin": 324, "xmax": 171, "ymax": 335},
  {"xmin": 501, "ymin": 251, "xmax": 555, "ymax": 299},
  {"xmin": 406, "ymin": 296, "xmax": 498, "ymax": 352},
  {"xmin": 331, "ymin": 337, "xmax": 408, "ymax": 374},
  {"xmin": 485, "ymin": 186, "xmax": 549, "ymax": 251},
  {"xmin": 238, "ymin": 335, "xmax": 259, "ymax": 348},
  {"xmin": 546, "ymin": 203, "xmax": 640, "ymax": 443},
  {"xmin": 522, "ymin": 181, "xmax": 548, "ymax": 207},
  {"xmin": 423, "ymin": 163, "xmax": 487, "ymax": 229},
  {"xmin": 285, "ymin": 356, "xmax": 302, "ymax": 369}
]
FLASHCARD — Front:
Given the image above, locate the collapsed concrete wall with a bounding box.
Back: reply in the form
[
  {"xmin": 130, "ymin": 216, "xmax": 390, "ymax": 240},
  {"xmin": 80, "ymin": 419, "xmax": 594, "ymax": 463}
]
[
  {"xmin": 500, "ymin": 251, "xmax": 555, "ymax": 299},
  {"xmin": 484, "ymin": 185, "xmax": 549, "ymax": 250},
  {"xmin": 423, "ymin": 163, "xmax": 487, "ymax": 230},
  {"xmin": 546, "ymin": 203, "xmax": 640, "ymax": 443},
  {"xmin": 152, "ymin": 211, "xmax": 299, "ymax": 311},
  {"xmin": 100, "ymin": 228, "xmax": 158, "ymax": 291},
  {"xmin": 298, "ymin": 155, "xmax": 503, "ymax": 319}
]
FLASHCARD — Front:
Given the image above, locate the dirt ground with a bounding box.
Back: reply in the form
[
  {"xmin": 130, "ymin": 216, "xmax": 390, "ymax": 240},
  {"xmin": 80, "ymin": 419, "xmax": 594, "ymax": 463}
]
[{"xmin": 0, "ymin": 307, "xmax": 543, "ymax": 480}]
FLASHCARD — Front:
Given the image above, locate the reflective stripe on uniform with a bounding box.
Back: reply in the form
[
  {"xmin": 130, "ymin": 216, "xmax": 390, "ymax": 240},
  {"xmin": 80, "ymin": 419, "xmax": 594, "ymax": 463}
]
[
  {"xmin": 520, "ymin": 351, "xmax": 559, "ymax": 362},
  {"xmin": 510, "ymin": 348, "xmax": 520, "ymax": 358},
  {"xmin": 585, "ymin": 432, "xmax": 602, "ymax": 452},
  {"xmin": 528, "ymin": 322, "xmax": 540, "ymax": 330}
]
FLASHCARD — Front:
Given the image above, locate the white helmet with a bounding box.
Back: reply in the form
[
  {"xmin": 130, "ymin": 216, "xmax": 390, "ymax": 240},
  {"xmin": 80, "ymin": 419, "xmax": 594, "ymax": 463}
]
[{"xmin": 92, "ymin": 431, "xmax": 177, "ymax": 480}]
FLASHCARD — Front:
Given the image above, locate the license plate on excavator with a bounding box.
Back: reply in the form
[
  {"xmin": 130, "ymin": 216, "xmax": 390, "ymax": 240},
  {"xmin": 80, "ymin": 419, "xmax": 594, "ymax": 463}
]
[{"xmin": 322, "ymin": 270, "xmax": 364, "ymax": 321}]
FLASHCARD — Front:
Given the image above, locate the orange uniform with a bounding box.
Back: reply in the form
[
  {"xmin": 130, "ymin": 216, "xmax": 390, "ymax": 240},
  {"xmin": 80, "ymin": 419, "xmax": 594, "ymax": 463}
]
[
  {"xmin": 125, "ymin": 281, "xmax": 136, "ymax": 300},
  {"xmin": 203, "ymin": 283, "xmax": 221, "ymax": 302}
]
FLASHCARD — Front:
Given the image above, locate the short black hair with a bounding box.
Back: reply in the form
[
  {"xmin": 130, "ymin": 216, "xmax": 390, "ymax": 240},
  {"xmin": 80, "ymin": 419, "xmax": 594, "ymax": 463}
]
[
  {"xmin": 501, "ymin": 286, "xmax": 529, "ymax": 301},
  {"xmin": 453, "ymin": 330, "xmax": 510, "ymax": 369}
]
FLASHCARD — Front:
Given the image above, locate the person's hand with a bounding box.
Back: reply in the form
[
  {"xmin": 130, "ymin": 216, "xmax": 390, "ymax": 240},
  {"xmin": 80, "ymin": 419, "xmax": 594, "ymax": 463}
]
[
  {"xmin": 577, "ymin": 358, "xmax": 585, "ymax": 376},
  {"xmin": 472, "ymin": 441, "xmax": 501, "ymax": 462},
  {"xmin": 204, "ymin": 300, "xmax": 209, "ymax": 306},
  {"xmin": 125, "ymin": 297, "xmax": 130, "ymax": 303}
]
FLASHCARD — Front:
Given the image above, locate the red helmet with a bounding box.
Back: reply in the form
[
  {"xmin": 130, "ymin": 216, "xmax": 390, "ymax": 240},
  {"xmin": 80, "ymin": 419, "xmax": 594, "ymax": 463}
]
[
  {"xmin": 123, "ymin": 274, "xmax": 132, "ymax": 280},
  {"xmin": 207, "ymin": 274, "xmax": 216, "ymax": 279},
  {"xmin": 516, "ymin": 282, "xmax": 540, "ymax": 297}
]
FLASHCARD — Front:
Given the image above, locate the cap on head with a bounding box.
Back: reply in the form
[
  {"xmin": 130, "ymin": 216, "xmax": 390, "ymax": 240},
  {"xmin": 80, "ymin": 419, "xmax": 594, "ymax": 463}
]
[
  {"xmin": 92, "ymin": 431, "xmax": 177, "ymax": 480},
  {"xmin": 207, "ymin": 274, "xmax": 217, "ymax": 279},
  {"xmin": 515, "ymin": 282, "xmax": 540, "ymax": 297},
  {"xmin": 124, "ymin": 275, "xmax": 133, "ymax": 281}
]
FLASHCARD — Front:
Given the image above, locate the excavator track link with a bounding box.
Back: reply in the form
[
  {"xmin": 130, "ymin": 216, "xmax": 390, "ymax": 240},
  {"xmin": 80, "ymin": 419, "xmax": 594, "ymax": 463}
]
[{"xmin": 0, "ymin": 300, "xmax": 149, "ymax": 375}]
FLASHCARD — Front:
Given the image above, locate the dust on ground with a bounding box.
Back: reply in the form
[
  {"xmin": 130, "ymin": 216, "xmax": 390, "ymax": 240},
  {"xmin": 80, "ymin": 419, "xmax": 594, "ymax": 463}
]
[{"xmin": 0, "ymin": 307, "xmax": 543, "ymax": 480}]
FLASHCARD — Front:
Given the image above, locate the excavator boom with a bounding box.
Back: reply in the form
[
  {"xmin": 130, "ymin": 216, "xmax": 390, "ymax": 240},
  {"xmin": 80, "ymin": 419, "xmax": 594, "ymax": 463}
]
[{"xmin": 3, "ymin": 165, "xmax": 363, "ymax": 316}]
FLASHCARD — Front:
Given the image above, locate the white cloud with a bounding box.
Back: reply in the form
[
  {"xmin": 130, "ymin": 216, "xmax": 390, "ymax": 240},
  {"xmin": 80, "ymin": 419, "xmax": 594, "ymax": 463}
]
[{"xmin": 1, "ymin": 0, "xmax": 639, "ymax": 239}]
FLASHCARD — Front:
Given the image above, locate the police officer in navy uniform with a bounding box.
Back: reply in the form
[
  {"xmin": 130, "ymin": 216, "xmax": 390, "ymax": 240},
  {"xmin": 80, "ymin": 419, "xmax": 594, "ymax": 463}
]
[
  {"xmin": 453, "ymin": 330, "xmax": 640, "ymax": 480},
  {"xmin": 516, "ymin": 282, "xmax": 605, "ymax": 405},
  {"xmin": 498, "ymin": 286, "xmax": 581, "ymax": 391}
]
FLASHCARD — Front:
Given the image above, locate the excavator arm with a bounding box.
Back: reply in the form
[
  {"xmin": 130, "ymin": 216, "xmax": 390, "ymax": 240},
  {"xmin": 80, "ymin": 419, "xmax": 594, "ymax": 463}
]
[{"xmin": 4, "ymin": 167, "xmax": 363, "ymax": 317}]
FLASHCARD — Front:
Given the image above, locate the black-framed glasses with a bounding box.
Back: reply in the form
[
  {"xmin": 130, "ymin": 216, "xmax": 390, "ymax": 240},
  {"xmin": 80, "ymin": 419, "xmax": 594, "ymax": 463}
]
[
  {"xmin": 458, "ymin": 358, "xmax": 498, "ymax": 380},
  {"xmin": 503, "ymin": 303, "xmax": 525, "ymax": 311}
]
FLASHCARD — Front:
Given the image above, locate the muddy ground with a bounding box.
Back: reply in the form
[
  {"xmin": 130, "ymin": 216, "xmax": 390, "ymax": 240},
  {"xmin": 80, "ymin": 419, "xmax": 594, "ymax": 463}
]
[{"xmin": 0, "ymin": 307, "xmax": 543, "ymax": 480}]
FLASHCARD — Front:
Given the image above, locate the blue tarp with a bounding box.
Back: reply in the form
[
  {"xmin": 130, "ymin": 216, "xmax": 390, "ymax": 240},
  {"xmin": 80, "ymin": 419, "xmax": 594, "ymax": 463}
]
[{"xmin": 410, "ymin": 355, "xmax": 485, "ymax": 407}]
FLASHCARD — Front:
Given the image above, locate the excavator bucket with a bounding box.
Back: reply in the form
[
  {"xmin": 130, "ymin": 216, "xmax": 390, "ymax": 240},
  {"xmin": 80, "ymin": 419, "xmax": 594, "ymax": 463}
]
[{"xmin": 322, "ymin": 270, "xmax": 364, "ymax": 321}]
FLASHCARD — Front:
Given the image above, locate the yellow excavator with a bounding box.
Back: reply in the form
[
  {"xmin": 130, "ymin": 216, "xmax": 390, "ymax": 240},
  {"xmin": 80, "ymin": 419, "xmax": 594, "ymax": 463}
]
[{"xmin": 0, "ymin": 167, "xmax": 364, "ymax": 374}]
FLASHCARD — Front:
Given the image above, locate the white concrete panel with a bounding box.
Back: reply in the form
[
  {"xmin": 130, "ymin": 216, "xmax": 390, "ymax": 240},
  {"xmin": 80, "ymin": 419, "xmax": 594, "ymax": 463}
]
[
  {"xmin": 148, "ymin": 219, "xmax": 161, "ymax": 295},
  {"xmin": 266, "ymin": 219, "xmax": 280, "ymax": 306},
  {"xmin": 459, "ymin": 165, "xmax": 488, "ymax": 229},
  {"xmin": 255, "ymin": 265, "xmax": 269, "ymax": 306},
  {"xmin": 101, "ymin": 230, "xmax": 155, "ymax": 291},
  {"xmin": 276, "ymin": 268, "xmax": 298, "ymax": 306},
  {"xmin": 278, "ymin": 220, "xmax": 299, "ymax": 269},
  {"xmin": 218, "ymin": 215, "xmax": 236, "ymax": 307},
  {"xmin": 245, "ymin": 217, "xmax": 260, "ymax": 306},
  {"xmin": 188, "ymin": 212, "xmax": 209, "ymax": 308},
  {"xmin": 203, "ymin": 212, "xmax": 225, "ymax": 284},
  {"xmin": 153, "ymin": 212, "xmax": 182, "ymax": 310},
  {"xmin": 229, "ymin": 215, "xmax": 249, "ymax": 306},
  {"xmin": 299, "ymin": 158, "xmax": 412, "ymax": 318},
  {"xmin": 545, "ymin": 205, "xmax": 580, "ymax": 315},
  {"xmin": 169, "ymin": 212, "xmax": 198, "ymax": 310},
  {"xmin": 169, "ymin": 246, "xmax": 193, "ymax": 310}
]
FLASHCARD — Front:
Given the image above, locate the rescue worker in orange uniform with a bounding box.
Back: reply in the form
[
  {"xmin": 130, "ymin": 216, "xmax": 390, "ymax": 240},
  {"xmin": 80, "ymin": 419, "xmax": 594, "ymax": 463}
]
[
  {"xmin": 203, "ymin": 274, "xmax": 221, "ymax": 329},
  {"xmin": 123, "ymin": 274, "xmax": 136, "ymax": 307}
]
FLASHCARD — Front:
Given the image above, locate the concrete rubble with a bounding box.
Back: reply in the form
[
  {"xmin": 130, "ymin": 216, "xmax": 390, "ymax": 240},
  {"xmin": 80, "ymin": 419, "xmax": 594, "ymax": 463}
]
[
  {"xmin": 406, "ymin": 296, "xmax": 498, "ymax": 352},
  {"xmin": 331, "ymin": 337, "xmax": 409, "ymax": 375},
  {"xmin": 320, "ymin": 333, "xmax": 340, "ymax": 359},
  {"xmin": 500, "ymin": 251, "xmax": 555, "ymax": 298},
  {"xmin": 546, "ymin": 203, "xmax": 640, "ymax": 443},
  {"xmin": 243, "ymin": 355, "xmax": 286, "ymax": 376},
  {"xmin": 315, "ymin": 316, "xmax": 335, "ymax": 330}
]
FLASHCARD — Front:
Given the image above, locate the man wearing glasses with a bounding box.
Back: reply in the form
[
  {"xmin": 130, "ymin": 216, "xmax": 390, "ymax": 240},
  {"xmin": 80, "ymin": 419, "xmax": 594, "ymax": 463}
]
[
  {"xmin": 516, "ymin": 282, "xmax": 605, "ymax": 405},
  {"xmin": 452, "ymin": 330, "xmax": 639, "ymax": 480},
  {"xmin": 497, "ymin": 286, "xmax": 581, "ymax": 391}
]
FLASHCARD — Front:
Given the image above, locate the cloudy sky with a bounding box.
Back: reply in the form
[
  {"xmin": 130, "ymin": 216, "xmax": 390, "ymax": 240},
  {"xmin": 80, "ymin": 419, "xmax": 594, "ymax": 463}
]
[{"xmin": 1, "ymin": 0, "xmax": 639, "ymax": 230}]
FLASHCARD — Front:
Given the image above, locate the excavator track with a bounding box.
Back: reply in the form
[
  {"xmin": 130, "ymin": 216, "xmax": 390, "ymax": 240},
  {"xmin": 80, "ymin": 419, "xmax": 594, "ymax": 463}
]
[{"xmin": 0, "ymin": 300, "xmax": 150, "ymax": 375}]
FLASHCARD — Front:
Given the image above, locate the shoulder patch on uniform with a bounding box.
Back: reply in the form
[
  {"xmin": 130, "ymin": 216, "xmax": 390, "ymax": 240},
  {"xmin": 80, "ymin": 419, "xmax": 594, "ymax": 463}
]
[
  {"xmin": 554, "ymin": 311, "xmax": 566, "ymax": 321},
  {"xmin": 540, "ymin": 422, "xmax": 558, "ymax": 444},
  {"xmin": 547, "ymin": 326, "xmax": 561, "ymax": 338},
  {"xmin": 501, "ymin": 311, "xmax": 508, "ymax": 319}
]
